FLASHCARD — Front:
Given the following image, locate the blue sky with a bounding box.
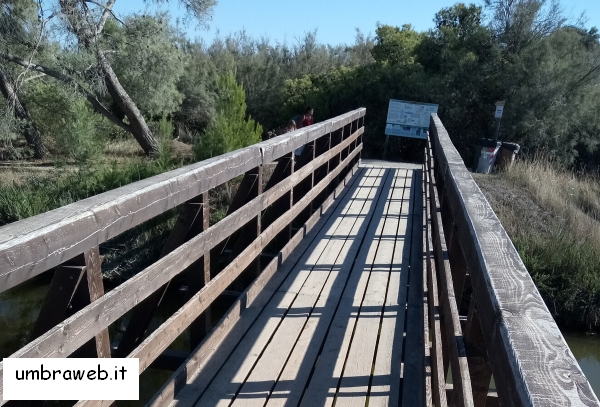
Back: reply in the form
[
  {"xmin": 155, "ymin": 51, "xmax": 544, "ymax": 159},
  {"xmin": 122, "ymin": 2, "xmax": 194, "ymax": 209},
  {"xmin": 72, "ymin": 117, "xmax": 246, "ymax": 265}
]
[{"xmin": 113, "ymin": 0, "xmax": 600, "ymax": 46}]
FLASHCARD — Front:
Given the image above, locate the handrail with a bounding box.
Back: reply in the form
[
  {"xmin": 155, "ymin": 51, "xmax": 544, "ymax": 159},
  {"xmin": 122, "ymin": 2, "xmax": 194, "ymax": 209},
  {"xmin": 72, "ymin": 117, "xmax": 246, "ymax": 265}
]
[
  {"xmin": 427, "ymin": 113, "xmax": 599, "ymax": 406},
  {"xmin": 0, "ymin": 109, "xmax": 365, "ymax": 293},
  {"xmin": 0, "ymin": 108, "xmax": 366, "ymax": 405}
]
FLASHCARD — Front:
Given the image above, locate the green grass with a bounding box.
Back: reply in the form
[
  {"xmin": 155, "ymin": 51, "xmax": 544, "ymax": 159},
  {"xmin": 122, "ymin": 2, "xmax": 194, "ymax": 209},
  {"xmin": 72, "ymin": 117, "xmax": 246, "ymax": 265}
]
[
  {"xmin": 0, "ymin": 146, "xmax": 244, "ymax": 281},
  {"xmin": 512, "ymin": 227, "xmax": 600, "ymax": 331},
  {"xmin": 0, "ymin": 160, "xmax": 168, "ymax": 226}
]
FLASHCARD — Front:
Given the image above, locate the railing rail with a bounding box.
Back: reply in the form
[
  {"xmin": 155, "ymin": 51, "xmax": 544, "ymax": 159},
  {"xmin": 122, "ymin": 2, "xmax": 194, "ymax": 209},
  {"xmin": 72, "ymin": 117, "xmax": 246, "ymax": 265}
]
[
  {"xmin": 426, "ymin": 113, "xmax": 599, "ymax": 407},
  {"xmin": 0, "ymin": 108, "xmax": 366, "ymax": 406}
]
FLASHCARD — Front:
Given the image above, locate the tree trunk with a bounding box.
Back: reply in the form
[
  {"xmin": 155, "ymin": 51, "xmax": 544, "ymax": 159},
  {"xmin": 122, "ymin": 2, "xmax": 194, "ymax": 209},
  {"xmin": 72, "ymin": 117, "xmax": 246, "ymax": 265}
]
[
  {"xmin": 98, "ymin": 53, "xmax": 159, "ymax": 155},
  {"xmin": 59, "ymin": 0, "xmax": 159, "ymax": 156},
  {"xmin": 0, "ymin": 67, "xmax": 48, "ymax": 159}
]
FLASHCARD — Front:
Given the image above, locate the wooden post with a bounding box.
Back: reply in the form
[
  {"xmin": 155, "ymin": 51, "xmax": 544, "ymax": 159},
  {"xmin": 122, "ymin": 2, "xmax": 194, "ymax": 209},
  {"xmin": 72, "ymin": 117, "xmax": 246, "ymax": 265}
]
[
  {"xmin": 312, "ymin": 133, "xmax": 331, "ymax": 209},
  {"xmin": 187, "ymin": 192, "xmax": 212, "ymax": 348},
  {"xmin": 30, "ymin": 247, "xmax": 110, "ymax": 358},
  {"xmin": 383, "ymin": 134, "xmax": 390, "ymax": 160},
  {"xmin": 293, "ymin": 140, "xmax": 316, "ymax": 222},
  {"xmin": 464, "ymin": 297, "xmax": 493, "ymax": 407},
  {"xmin": 228, "ymin": 166, "xmax": 263, "ymax": 279},
  {"xmin": 271, "ymin": 154, "xmax": 293, "ymax": 246}
]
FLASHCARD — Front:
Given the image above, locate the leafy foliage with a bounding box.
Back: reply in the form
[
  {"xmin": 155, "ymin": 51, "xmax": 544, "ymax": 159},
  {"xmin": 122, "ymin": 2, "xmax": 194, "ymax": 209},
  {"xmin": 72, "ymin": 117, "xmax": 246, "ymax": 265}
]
[
  {"xmin": 371, "ymin": 24, "xmax": 421, "ymax": 65},
  {"xmin": 105, "ymin": 14, "xmax": 187, "ymax": 118},
  {"xmin": 194, "ymin": 72, "xmax": 262, "ymax": 160}
]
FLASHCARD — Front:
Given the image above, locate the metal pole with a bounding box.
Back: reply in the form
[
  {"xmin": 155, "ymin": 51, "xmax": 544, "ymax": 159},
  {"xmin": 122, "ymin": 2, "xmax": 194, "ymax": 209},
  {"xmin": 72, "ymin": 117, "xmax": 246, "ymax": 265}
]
[
  {"xmin": 383, "ymin": 134, "xmax": 390, "ymax": 160},
  {"xmin": 493, "ymin": 101, "xmax": 505, "ymax": 141},
  {"xmin": 493, "ymin": 118, "xmax": 501, "ymax": 141}
]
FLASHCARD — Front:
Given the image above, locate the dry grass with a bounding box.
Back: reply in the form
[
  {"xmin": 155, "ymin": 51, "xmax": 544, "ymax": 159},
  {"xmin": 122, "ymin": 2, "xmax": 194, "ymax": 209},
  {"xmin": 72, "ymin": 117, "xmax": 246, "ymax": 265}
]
[
  {"xmin": 503, "ymin": 155, "xmax": 600, "ymax": 248},
  {"xmin": 474, "ymin": 156, "xmax": 600, "ymax": 331},
  {"xmin": 103, "ymin": 138, "xmax": 145, "ymax": 158}
]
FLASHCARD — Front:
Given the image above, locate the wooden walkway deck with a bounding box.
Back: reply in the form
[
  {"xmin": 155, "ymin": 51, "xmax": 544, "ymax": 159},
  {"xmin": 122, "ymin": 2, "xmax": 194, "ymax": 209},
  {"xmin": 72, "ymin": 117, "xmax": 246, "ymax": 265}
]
[
  {"xmin": 167, "ymin": 162, "xmax": 424, "ymax": 407},
  {"xmin": 2, "ymin": 110, "xmax": 597, "ymax": 406}
]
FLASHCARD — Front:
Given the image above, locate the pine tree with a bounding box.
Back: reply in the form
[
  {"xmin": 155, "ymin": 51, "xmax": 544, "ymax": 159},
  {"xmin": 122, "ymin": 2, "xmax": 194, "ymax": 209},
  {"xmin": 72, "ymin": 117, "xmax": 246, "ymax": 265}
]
[{"xmin": 194, "ymin": 72, "xmax": 263, "ymax": 160}]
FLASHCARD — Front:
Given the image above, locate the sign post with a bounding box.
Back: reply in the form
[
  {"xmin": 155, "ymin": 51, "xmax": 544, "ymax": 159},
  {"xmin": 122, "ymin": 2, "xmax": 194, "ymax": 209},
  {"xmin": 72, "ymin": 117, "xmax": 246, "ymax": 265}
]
[
  {"xmin": 383, "ymin": 99, "xmax": 438, "ymax": 159},
  {"xmin": 493, "ymin": 100, "xmax": 505, "ymax": 141}
]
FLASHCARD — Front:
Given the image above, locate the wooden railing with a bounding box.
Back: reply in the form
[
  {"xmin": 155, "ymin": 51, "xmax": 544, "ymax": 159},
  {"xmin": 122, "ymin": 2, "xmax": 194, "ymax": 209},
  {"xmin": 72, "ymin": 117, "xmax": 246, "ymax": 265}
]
[
  {"xmin": 424, "ymin": 113, "xmax": 600, "ymax": 407},
  {"xmin": 0, "ymin": 108, "xmax": 366, "ymax": 406}
]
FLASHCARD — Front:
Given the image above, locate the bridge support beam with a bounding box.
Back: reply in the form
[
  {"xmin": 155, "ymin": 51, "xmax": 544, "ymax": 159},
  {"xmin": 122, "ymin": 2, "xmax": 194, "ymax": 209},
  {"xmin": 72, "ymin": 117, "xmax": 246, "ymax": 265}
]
[{"xmin": 115, "ymin": 193, "xmax": 211, "ymax": 357}]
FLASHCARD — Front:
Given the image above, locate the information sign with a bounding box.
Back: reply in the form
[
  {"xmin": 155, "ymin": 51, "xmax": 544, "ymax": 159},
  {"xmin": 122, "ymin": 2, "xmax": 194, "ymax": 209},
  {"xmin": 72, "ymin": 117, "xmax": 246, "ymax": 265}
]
[
  {"xmin": 385, "ymin": 99, "xmax": 438, "ymax": 139},
  {"xmin": 494, "ymin": 105, "xmax": 504, "ymax": 118}
]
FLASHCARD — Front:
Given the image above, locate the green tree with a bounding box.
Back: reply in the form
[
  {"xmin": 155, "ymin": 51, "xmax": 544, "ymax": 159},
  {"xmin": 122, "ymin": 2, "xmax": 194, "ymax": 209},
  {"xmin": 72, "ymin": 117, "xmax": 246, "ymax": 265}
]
[
  {"xmin": 175, "ymin": 41, "xmax": 218, "ymax": 140},
  {"xmin": 371, "ymin": 24, "xmax": 421, "ymax": 65},
  {"xmin": 106, "ymin": 14, "xmax": 187, "ymax": 119},
  {"xmin": 194, "ymin": 71, "xmax": 262, "ymax": 160},
  {"xmin": 0, "ymin": 0, "xmax": 216, "ymax": 156},
  {"xmin": 0, "ymin": 0, "xmax": 50, "ymax": 158}
]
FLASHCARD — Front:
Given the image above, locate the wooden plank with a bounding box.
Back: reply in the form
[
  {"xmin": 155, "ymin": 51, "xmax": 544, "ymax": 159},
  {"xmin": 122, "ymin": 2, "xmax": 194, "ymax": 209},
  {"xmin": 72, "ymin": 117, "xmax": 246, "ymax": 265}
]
[
  {"xmin": 147, "ymin": 164, "xmax": 362, "ymax": 407},
  {"xmin": 83, "ymin": 247, "xmax": 111, "ymax": 359},
  {"xmin": 188, "ymin": 192, "xmax": 212, "ymax": 349},
  {"xmin": 424, "ymin": 161, "xmax": 448, "ymax": 407},
  {"xmin": 369, "ymin": 171, "xmax": 412, "ymax": 407},
  {"xmin": 428, "ymin": 159, "xmax": 473, "ymax": 407},
  {"xmin": 264, "ymin": 168, "xmax": 386, "ymax": 407},
  {"xmin": 0, "ymin": 147, "xmax": 261, "ymax": 293},
  {"xmin": 185, "ymin": 167, "xmax": 380, "ymax": 407},
  {"xmin": 422, "ymin": 164, "xmax": 433, "ymax": 407},
  {"xmin": 123, "ymin": 147, "xmax": 363, "ymax": 373},
  {"xmin": 298, "ymin": 168, "xmax": 395, "ymax": 407},
  {"xmin": 430, "ymin": 114, "xmax": 600, "ymax": 407},
  {"xmin": 235, "ymin": 167, "xmax": 386, "ymax": 407},
  {"xmin": 336, "ymin": 169, "xmax": 409, "ymax": 407},
  {"xmin": 401, "ymin": 170, "xmax": 426, "ymax": 407}
]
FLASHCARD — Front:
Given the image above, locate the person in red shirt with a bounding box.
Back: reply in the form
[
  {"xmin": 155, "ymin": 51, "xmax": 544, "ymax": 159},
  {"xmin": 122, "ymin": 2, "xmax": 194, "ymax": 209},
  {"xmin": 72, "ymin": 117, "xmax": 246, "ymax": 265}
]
[{"xmin": 302, "ymin": 107, "xmax": 314, "ymax": 127}]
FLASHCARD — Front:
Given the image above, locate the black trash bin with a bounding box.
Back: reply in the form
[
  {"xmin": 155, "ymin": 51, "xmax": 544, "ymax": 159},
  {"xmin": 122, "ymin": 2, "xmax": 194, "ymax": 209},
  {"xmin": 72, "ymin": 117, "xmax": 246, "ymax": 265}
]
[
  {"xmin": 472, "ymin": 138, "xmax": 502, "ymax": 174},
  {"xmin": 496, "ymin": 142, "xmax": 521, "ymax": 170}
]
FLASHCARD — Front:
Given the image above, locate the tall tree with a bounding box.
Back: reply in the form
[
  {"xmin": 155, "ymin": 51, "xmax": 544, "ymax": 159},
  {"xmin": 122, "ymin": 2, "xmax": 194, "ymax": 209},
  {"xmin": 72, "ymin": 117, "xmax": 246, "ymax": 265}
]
[
  {"xmin": 0, "ymin": 66, "xmax": 47, "ymax": 157},
  {"xmin": 0, "ymin": 0, "xmax": 216, "ymax": 156},
  {"xmin": 0, "ymin": 0, "xmax": 49, "ymax": 158},
  {"xmin": 371, "ymin": 24, "xmax": 421, "ymax": 65}
]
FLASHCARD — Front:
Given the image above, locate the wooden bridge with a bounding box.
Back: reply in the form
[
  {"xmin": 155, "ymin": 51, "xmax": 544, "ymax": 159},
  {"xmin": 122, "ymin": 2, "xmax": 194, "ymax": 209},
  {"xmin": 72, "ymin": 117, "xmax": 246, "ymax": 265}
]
[{"xmin": 0, "ymin": 109, "xmax": 598, "ymax": 407}]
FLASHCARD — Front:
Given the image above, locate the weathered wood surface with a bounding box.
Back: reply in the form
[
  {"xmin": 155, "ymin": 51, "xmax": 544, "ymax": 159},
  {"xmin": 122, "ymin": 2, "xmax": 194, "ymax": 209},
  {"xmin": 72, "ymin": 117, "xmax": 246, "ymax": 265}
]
[
  {"xmin": 429, "ymin": 113, "xmax": 600, "ymax": 407},
  {"xmin": 0, "ymin": 108, "xmax": 365, "ymax": 294},
  {"xmin": 0, "ymin": 114, "xmax": 365, "ymax": 406},
  {"xmin": 127, "ymin": 147, "xmax": 362, "ymax": 377},
  {"xmin": 427, "ymin": 148, "xmax": 473, "ymax": 407},
  {"xmin": 147, "ymin": 164, "xmax": 362, "ymax": 407},
  {"xmin": 0, "ymin": 145, "xmax": 362, "ymax": 400},
  {"xmin": 401, "ymin": 170, "xmax": 425, "ymax": 407},
  {"xmin": 174, "ymin": 166, "xmax": 383, "ymax": 407},
  {"xmin": 62, "ymin": 145, "xmax": 363, "ymax": 407},
  {"xmin": 157, "ymin": 163, "xmax": 423, "ymax": 407},
  {"xmin": 423, "ymin": 163, "xmax": 448, "ymax": 407}
]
